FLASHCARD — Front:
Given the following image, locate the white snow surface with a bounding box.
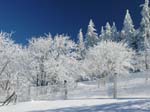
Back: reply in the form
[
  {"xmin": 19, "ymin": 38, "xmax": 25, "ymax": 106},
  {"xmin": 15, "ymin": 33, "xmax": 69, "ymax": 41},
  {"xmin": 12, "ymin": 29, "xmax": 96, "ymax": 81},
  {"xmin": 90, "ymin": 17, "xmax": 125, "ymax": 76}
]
[
  {"xmin": 1, "ymin": 71, "xmax": 150, "ymax": 112},
  {"xmin": 1, "ymin": 99, "xmax": 150, "ymax": 112}
]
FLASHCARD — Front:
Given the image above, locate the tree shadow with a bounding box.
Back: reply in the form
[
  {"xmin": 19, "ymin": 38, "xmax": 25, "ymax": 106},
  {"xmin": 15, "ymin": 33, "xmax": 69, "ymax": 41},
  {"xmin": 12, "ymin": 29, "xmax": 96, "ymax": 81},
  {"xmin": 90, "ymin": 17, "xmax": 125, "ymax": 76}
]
[{"xmin": 30, "ymin": 99, "xmax": 150, "ymax": 112}]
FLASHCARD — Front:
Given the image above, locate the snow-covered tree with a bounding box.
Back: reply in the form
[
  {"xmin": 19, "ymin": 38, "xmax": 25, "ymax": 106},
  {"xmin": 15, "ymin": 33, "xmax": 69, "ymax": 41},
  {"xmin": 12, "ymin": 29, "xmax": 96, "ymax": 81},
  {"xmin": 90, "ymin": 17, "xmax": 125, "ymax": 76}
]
[
  {"xmin": 53, "ymin": 34, "xmax": 78, "ymax": 58},
  {"xmin": 121, "ymin": 9, "xmax": 137, "ymax": 49},
  {"xmin": 45, "ymin": 34, "xmax": 80, "ymax": 84},
  {"xmin": 44, "ymin": 54, "xmax": 80, "ymax": 85},
  {"xmin": 138, "ymin": 0, "xmax": 150, "ymax": 51},
  {"xmin": 99, "ymin": 26, "xmax": 105, "ymax": 41},
  {"xmin": 0, "ymin": 32, "xmax": 22, "ymax": 103},
  {"xmin": 77, "ymin": 29, "xmax": 85, "ymax": 59},
  {"xmin": 111, "ymin": 22, "xmax": 120, "ymax": 42},
  {"xmin": 78, "ymin": 29, "xmax": 84, "ymax": 49},
  {"xmin": 24, "ymin": 34, "xmax": 81, "ymax": 87},
  {"xmin": 104, "ymin": 22, "xmax": 112, "ymax": 40},
  {"xmin": 83, "ymin": 41, "xmax": 134, "ymax": 98},
  {"xmin": 139, "ymin": 0, "xmax": 150, "ymax": 81},
  {"xmin": 25, "ymin": 34, "xmax": 53, "ymax": 86},
  {"xmin": 85, "ymin": 19, "xmax": 99, "ymax": 48},
  {"xmin": 99, "ymin": 22, "xmax": 119, "ymax": 42}
]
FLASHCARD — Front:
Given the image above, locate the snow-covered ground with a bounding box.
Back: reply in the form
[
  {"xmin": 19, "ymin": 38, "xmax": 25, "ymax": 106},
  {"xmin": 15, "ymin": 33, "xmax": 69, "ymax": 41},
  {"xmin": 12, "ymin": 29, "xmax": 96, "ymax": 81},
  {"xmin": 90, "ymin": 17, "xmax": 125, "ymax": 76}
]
[
  {"xmin": 1, "ymin": 71, "xmax": 150, "ymax": 112},
  {"xmin": 1, "ymin": 99, "xmax": 150, "ymax": 112},
  {"xmin": 67, "ymin": 71, "xmax": 150, "ymax": 99},
  {"xmin": 24, "ymin": 71, "xmax": 150, "ymax": 102}
]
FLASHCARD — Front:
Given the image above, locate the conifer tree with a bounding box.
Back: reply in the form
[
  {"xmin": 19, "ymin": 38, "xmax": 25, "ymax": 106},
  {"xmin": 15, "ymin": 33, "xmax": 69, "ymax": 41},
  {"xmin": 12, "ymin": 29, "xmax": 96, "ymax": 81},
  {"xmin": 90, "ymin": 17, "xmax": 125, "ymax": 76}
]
[
  {"xmin": 105, "ymin": 22, "xmax": 112, "ymax": 40},
  {"xmin": 85, "ymin": 19, "xmax": 98, "ymax": 48},
  {"xmin": 77, "ymin": 29, "xmax": 85, "ymax": 59},
  {"xmin": 99, "ymin": 26, "xmax": 105, "ymax": 41},
  {"xmin": 122, "ymin": 9, "xmax": 136, "ymax": 49},
  {"xmin": 139, "ymin": 0, "xmax": 150, "ymax": 82},
  {"xmin": 111, "ymin": 22, "xmax": 119, "ymax": 42}
]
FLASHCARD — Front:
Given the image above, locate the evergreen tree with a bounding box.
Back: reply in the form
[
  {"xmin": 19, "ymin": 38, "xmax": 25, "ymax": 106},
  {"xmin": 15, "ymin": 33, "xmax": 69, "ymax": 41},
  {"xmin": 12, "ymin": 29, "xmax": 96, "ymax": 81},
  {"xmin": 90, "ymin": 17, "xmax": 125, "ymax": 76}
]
[
  {"xmin": 111, "ymin": 22, "xmax": 119, "ymax": 42},
  {"xmin": 105, "ymin": 22, "xmax": 112, "ymax": 40},
  {"xmin": 122, "ymin": 9, "xmax": 137, "ymax": 49},
  {"xmin": 139, "ymin": 0, "xmax": 150, "ymax": 51},
  {"xmin": 99, "ymin": 22, "xmax": 119, "ymax": 42},
  {"xmin": 85, "ymin": 19, "xmax": 98, "ymax": 48},
  {"xmin": 77, "ymin": 29, "xmax": 85, "ymax": 59},
  {"xmin": 139, "ymin": 0, "xmax": 150, "ymax": 82},
  {"xmin": 99, "ymin": 26, "xmax": 105, "ymax": 41},
  {"xmin": 78, "ymin": 29, "xmax": 84, "ymax": 50}
]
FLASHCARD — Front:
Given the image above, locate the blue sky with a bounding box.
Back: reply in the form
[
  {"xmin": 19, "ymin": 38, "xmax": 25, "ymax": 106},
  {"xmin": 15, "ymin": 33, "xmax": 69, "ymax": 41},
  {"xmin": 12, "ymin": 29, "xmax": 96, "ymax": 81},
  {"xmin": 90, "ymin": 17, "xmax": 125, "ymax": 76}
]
[{"xmin": 0, "ymin": 0, "xmax": 143, "ymax": 44}]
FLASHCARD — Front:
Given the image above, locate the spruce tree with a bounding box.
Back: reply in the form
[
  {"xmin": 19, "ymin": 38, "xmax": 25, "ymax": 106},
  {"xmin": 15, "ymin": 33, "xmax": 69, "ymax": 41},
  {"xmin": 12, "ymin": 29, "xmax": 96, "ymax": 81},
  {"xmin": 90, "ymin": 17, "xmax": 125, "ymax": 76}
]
[
  {"xmin": 77, "ymin": 29, "xmax": 85, "ymax": 59},
  {"xmin": 139, "ymin": 0, "xmax": 150, "ymax": 82},
  {"xmin": 105, "ymin": 22, "xmax": 112, "ymax": 40},
  {"xmin": 122, "ymin": 9, "xmax": 136, "ymax": 49},
  {"xmin": 99, "ymin": 26, "xmax": 105, "ymax": 41},
  {"xmin": 139, "ymin": 0, "xmax": 150, "ymax": 51},
  {"xmin": 85, "ymin": 19, "xmax": 98, "ymax": 48},
  {"xmin": 111, "ymin": 22, "xmax": 119, "ymax": 42}
]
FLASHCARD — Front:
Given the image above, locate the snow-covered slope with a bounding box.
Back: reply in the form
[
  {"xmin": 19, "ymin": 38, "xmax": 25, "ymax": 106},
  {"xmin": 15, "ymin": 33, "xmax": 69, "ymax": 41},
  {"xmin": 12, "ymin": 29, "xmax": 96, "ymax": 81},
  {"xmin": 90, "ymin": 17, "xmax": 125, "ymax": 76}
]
[{"xmin": 67, "ymin": 71, "xmax": 150, "ymax": 99}]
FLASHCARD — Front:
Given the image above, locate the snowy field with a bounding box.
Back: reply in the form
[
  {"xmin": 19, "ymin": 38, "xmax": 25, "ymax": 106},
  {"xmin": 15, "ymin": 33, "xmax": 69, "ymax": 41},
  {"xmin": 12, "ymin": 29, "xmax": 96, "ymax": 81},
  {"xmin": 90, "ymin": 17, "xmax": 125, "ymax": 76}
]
[
  {"xmin": 1, "ymin": 71, "xmax": 150, "ymax": 112},
  {"xmin": 1, "ymin": 99, "xmax": 150, "ymax": 112}
]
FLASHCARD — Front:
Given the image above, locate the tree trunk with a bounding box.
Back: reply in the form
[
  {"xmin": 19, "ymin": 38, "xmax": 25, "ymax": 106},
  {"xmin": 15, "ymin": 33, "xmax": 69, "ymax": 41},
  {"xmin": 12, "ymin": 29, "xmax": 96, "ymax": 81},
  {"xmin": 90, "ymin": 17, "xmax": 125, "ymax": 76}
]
[
  {"xmin": 64, "ymin": 80, "xmax": 68, "ymax": 100},
  {"xmin": 113, "ymin": 74, "xmax": 117, "ymax": 99},
  {"xmin": 2, "ymin": 92, "xmax": 16, "ymax": 106},
  {"xmin": 145, "ymin": 72, "xmax": 149, "ymax": 84},
  {"xmin": 28, "ymin": 85, "xmax": 31, "ymax": 101},
  {"xmin": 97, "ymin": 79, "xmax": 100, "ymax": 88},
  {"xmin": 98, "ymin": 78, "xmax": 106, "ymax": 88},
  {"xmin": 75, "ymin": 81, "xmax": 78, "ymax": 88},
  {"xmin": 145, "ymin": 50, "xmax": 149, "ymax": 84}
]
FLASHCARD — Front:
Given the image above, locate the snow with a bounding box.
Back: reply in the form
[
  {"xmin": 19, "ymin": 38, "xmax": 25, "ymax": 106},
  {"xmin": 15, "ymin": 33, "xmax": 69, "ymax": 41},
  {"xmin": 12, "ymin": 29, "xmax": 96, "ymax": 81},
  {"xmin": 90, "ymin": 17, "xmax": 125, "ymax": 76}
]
[
  {"xmin": 0, "ymin": 99, "xmax": 150, "ymax": 112},
  {"xmin": 12, "ymin": 70, "xmax": 150, "ymax": 102},
  {"xmin": 1, "ymin": 71, "xmax": 150, "ymax": 112}
]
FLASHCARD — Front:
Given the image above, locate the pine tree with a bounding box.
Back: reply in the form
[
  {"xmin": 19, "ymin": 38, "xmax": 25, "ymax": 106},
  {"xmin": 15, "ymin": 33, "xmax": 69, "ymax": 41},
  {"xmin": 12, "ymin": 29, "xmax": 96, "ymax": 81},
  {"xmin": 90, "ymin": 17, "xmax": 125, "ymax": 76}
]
[
  {"xmin": 122, "ymin": 9, "xmax": 136, "ymax": 49},
  {"xmin": 77, "ymin": 29, "xmax": 85, "ymax": 59},
  {"xmin": 85, "ymin": 19, "xmax": 98, "ymax": 48},
  {"xmin": 99, "ymin": 26, "xmax": 105, "ymax": 41},
  {"xmin": 111, "ymin": 22, "xmax": 119, "ymax": 42},
  {"xmin": 139, "ymin": 0, "xmax": 150, "ymax": 82},
  {"xmin": 99, "ymin": 23, "xmax": 118, "ymax": 42},
  {"xmin": 139, "ymin": 0, "xmax": 150, "ymax": 51},
  {"xmin": 105, "ymin": 22, "xmax": 112, "ymax": 40},
  {"xmin": 78, "ymin": 29, "xmax": 84, "ymax": 50}
]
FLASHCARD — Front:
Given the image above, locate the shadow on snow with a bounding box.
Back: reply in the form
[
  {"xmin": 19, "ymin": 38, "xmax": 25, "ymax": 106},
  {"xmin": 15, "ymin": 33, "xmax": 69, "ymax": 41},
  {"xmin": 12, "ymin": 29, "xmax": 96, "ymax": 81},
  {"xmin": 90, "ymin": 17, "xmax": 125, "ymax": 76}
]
[{"xmin": 29, "ymin": 99, "xmax": 150, "ymax": 112}]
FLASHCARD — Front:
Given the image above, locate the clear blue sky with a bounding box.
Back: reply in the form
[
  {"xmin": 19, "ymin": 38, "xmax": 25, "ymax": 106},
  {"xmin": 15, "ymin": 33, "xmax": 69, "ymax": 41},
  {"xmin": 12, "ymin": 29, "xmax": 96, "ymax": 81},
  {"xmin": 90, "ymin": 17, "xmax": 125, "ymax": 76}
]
[{"xmin": 0, "ymin": 0, "xmax": 143, "ymax": 44}]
